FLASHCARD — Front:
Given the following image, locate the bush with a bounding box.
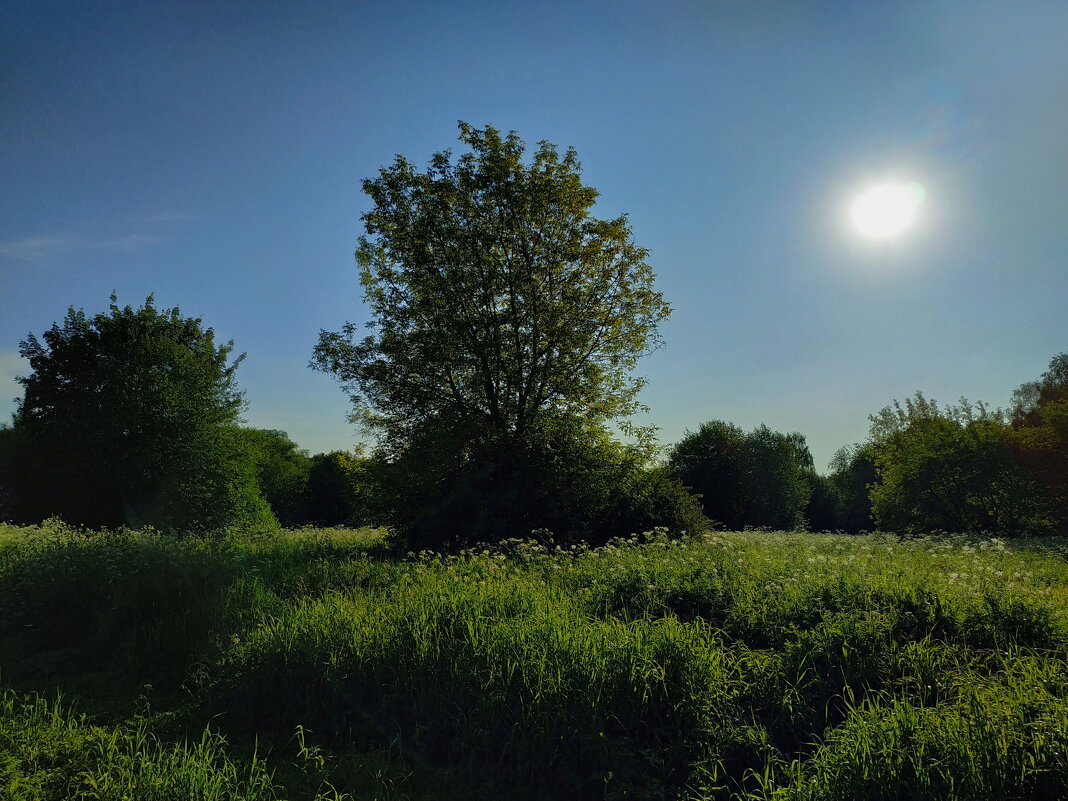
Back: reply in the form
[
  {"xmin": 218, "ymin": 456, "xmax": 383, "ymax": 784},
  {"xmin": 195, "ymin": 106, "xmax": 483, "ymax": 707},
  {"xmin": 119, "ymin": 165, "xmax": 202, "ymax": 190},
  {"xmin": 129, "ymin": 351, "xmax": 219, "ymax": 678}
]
[{"xmin": 375, "ymin": 415, "xmax": 707, "ymax": 550}]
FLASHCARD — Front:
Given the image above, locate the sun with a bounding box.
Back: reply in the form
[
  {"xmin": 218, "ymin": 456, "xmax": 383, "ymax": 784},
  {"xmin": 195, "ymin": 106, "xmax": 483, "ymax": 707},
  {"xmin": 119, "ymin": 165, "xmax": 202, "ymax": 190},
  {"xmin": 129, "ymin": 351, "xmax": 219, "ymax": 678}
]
[{"xmin": 850, "ymin": 181, "xmax": 926, "ymax": 240}]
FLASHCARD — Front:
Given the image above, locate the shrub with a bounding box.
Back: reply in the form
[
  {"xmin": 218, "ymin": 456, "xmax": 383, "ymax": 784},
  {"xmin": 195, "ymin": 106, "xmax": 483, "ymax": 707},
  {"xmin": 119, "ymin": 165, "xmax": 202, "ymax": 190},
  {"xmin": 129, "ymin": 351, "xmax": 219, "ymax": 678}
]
[{"xmin": 375, "ymin": 415, "xmax": 707, "ymax": 550}]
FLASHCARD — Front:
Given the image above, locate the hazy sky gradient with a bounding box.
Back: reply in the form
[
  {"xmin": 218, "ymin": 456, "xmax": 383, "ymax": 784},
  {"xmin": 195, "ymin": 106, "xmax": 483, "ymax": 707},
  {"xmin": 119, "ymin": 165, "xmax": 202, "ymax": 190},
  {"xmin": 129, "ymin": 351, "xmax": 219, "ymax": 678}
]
[{"xmin": 2, "ymin": 0, "xmax": 1065, "ymax": 470}]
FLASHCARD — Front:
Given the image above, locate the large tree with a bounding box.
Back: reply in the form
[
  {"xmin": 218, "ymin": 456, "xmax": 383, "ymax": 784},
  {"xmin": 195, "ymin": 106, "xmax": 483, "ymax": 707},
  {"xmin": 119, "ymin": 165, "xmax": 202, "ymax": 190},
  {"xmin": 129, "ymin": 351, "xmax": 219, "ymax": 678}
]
[
  {"xmin": 314, "ymin": 124, "xmax": 679, "ymax": 544},
  {"xmin": 314, "ymin": 123, "xmax": 671, "ymax": 447},
  {"xmin": 9, "ymin": 295, "xmax": 275, "ymax": 531}
]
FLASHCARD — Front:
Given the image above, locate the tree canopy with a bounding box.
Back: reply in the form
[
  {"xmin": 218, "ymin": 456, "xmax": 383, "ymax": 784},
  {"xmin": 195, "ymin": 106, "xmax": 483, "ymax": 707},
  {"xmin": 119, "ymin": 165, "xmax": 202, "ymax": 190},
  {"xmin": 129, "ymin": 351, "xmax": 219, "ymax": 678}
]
[
  {"xmin": 313, "ymin": 122, "xmax": 671, "ymax": 449},
  {"xmin": 667, "ymin": 421, "xmax": 814, "ymax": 531},
  {"xmin": 866, "ymin": 392, "xmax": 1050, "ymax": 536},
  {"xmin": 7, "ymin": 295, "xmax": 274, "ymax": 531},
  {"xmin": 1011, "ymin": 352, "xmax": 1068, "ymax": 426}
]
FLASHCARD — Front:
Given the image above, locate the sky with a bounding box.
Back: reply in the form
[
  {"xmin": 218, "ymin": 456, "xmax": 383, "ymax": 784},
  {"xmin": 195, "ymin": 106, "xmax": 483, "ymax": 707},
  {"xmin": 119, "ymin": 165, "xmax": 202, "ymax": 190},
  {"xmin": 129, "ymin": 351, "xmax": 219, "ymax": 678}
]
[{"xmin": 2, "ymin": 0, "xmax": 1065, "ymax": 471}]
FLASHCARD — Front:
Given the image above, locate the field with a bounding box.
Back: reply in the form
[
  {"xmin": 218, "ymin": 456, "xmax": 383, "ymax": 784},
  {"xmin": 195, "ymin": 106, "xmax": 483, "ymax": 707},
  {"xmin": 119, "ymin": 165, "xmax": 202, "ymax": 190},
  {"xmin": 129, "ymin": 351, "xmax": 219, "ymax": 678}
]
[{"xmin": 0, "ymin": 521, "xmax": 1066, "ymax": 800}]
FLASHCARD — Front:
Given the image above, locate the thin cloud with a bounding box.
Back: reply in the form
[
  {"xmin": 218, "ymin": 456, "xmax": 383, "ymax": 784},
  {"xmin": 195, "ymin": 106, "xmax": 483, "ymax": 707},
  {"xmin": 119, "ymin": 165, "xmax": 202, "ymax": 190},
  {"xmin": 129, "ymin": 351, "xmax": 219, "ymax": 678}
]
[
  {"xmin": 0, "ymin": 232, "xmax": 161, "ymax": 263},
  {"xmin": 0, "ymin": 236, "xmax": 70, "ymax": 262},
  {"xmin": 85, "ymin": 234, "xmax": 162, "ymax": 251}
]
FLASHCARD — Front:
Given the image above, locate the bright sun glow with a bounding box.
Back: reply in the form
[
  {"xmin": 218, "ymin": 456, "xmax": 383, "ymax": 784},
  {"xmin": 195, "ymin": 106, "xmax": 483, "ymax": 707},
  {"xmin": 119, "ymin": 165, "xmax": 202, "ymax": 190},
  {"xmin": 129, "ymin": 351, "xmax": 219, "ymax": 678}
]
[{"xmin": 850, "ymin": 181, "xmax": 926, "ymax": 240}]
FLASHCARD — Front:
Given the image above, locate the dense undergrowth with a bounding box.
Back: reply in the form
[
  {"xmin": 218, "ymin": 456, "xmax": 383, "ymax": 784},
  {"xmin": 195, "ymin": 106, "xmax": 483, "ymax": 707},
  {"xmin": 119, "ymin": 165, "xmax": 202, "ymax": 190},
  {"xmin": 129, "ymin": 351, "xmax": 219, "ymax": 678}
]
[{"xmin": 0, "ymin": 520, "xmax": 1066, "ymax": 799}]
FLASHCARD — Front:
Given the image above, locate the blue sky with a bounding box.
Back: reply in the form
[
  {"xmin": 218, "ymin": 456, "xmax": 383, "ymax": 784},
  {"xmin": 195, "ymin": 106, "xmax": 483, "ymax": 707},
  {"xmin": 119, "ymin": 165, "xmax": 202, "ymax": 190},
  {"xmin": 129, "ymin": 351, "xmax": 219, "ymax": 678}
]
[{"xmin": 2, "ymin": 0, "xmax": 1065, "ymax": 471}]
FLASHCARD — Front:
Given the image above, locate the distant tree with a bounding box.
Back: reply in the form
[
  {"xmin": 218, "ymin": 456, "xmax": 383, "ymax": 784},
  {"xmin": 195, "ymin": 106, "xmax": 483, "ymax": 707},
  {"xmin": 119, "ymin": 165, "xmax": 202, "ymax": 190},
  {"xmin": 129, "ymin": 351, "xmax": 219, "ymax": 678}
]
[
  {"xmin": 868, "ymin": 393, "xmax": 1046, "ymax": 535},
  {"xmin": 304, "ymin": 451, "xmax": 376, "ymax": 527},
  {"xmin": 1010, "ymin": 353, "xmax": 1068, "ymax": 426},
  {"xmin": 240, "ymin": 428, "xmax": 380, "ymax": 528},
  {"xmin": 11, "ymin": 295, "xmax": 275, "ymax": 531},
  {"xmin": 803, "ymin": 473, "xmax": 843, "ymax": 533},
  {"xmin": 828, "ymin": 443, "xmax": 877, "ymax": 534},
  {"xmin": 742, "ymin": 425, "xmax": 813, "ymax": 530},
  {"xmin": 867, "ymin": 391, "xmax": 946, "ymax": 443},
  {"xmin": 667, "ymin": 421, "xmax": 813, "ymax": 530},
  {"xmin": 666, "ymin": 421, "xmax": 747, "ymax": 529},
  {"xmin": 243, "ymin": 428, "xmax": 314, "ymax": 526},
  {"xmin": 313, "ymin": 123, "xmax": 673, "ymax": 545}
]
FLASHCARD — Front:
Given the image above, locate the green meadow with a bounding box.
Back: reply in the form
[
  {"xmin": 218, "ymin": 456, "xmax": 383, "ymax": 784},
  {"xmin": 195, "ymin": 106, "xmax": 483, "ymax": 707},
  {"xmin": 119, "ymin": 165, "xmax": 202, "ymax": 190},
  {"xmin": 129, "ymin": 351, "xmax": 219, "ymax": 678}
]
[{"xmin": 1, "ymin": 521, "xmax": 1065, "ymax": 800}]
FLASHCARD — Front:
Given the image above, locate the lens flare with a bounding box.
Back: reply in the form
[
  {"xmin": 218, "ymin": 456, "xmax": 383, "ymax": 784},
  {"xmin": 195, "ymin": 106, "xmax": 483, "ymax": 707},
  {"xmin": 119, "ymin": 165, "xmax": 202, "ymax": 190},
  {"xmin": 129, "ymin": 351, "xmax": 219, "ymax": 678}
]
[{"xmin": 850, "ymin": 181, "xmax": 925, "ymax": 240}]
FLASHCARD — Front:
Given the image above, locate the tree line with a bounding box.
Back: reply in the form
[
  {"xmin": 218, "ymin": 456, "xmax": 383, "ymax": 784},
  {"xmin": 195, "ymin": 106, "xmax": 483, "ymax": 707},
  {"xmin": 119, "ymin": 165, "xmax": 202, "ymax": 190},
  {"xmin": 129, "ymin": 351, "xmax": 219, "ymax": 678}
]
[
  {"xmin": 1, "ymin": 123, "xmax": 1064, "ymax": 544},
  {"xmin": 668, "ymin": 353, "xmax": 1068, "ymax": 538}
]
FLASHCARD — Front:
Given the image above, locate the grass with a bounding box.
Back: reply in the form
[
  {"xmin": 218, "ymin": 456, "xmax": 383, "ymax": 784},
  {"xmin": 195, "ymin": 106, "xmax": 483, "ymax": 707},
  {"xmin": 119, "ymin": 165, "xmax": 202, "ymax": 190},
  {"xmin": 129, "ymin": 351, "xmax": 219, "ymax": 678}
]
[
  {"xmin": 0, "ymin": 520, "xmax": 1065, "ymax": 799},
  {"xmin": 0, "ymin": 691, "xmax": 280, "ymax": 801}
]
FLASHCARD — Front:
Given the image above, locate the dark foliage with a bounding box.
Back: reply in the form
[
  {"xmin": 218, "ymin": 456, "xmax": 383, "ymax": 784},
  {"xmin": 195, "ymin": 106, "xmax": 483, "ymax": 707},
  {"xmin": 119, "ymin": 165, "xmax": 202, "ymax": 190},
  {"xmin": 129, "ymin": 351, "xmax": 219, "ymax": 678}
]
[
  {"xmin": 1008, "ymin": 354, "xmax": 1068, "ymax": 533},
  {"xmin": 4, "ymin": 295, "xmax": 274, "ymax": 532},
  {"xmin": 828, "ymin": 443, "xmax": 878, "ymax": 534},
  {"xmin": 374, "ymin": 414, "xmax": 707, "ymax": 549},
  {"xmin": 804, "ymin": 472, "xmax": 843, "ymax": 532},
  {"xmin": 242, "ymin": 429, "xmax": 378, "ymax": 528},
  {"xmin": 868, "ymin": 393, "xmax": 1053, "ymax": 536},
  {"xmin": 667, "ymin": 421, "xmax": 813, "ymax": 530},
  {"xmin": 304, "ymin": 451, "xmax": 376, "ymax": 527}
]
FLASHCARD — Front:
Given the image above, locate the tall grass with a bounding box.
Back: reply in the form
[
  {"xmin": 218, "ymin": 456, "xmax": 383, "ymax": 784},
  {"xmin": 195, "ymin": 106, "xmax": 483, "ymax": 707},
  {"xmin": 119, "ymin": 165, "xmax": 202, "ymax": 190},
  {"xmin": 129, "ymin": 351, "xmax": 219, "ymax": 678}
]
[
  {"xmin": 0, "ymin": 691, "xmax": 280, "ymax": 801},
  {"xmin": 0, "ymin": 521, "xmax": 1065, "ymax": 799}
]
